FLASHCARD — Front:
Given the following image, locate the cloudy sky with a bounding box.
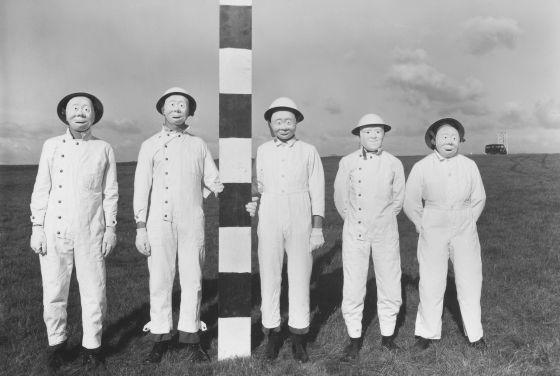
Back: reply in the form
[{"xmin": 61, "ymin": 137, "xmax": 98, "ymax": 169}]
[{"xmin": 1, "ymin": 0, "xmax": 559, "ymax": 164}]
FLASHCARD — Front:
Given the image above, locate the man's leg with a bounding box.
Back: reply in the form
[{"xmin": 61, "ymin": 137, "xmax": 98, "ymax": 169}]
[
  {"xmin": 371, "ymin": 219, "xmax": 402, "ymax": 350},
  {"xmin": 450, "ymin": 222, "xmax": 484, "ymax": 344}
]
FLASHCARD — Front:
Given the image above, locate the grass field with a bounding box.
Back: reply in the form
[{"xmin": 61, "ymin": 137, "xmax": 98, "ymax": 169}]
[{"xmin": 1, "ymin": 154, "xmax": 559, "ymax": 376}]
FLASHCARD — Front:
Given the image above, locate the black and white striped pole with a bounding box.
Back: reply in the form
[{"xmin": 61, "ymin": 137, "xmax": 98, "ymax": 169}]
[{"xmin": 218, "ymin": 0, "xmax": 252, "ymax": 360}]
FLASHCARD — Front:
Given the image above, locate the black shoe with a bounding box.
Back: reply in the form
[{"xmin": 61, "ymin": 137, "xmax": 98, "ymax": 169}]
[
  {"xmin": 412, "ymin": 337, "xmax": 432, "ymax": 352},
  {"xmin": 340, "ymin": 337, "xmax": 362, "ymax": 362},
  {"xmin": 470, "ymin": 337, "xmax": 487, "ymax": 351},
  {"xmin": 381, "ymin": 335, "xmax": 400, "ymax": 351},
  {"xmin": 143, "ymin": 341, "xmax": 169, "ymax": 364},
  {"xmin": 82, "ymin": 347, "xmax": 105, "ymax": 372},
  {"xmin": 290, "ymin": 333, "xmax": 309, "ymax": 363},
  {"xmin": 263, "ymin": 330, "xmax": 283, "ymax": 361},
  {"xmin": 177, "ymin": 343, "xmax": 210, "ymax": 363},
  {"xmin": 45, "ymin": 340, "xmax": 67, "ymax": 373}
]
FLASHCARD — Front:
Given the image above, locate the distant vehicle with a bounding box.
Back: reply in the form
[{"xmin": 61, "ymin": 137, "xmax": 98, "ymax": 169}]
[{"xmin": 485, "ymin": 144, "xmax": 507, "ymax": 155}]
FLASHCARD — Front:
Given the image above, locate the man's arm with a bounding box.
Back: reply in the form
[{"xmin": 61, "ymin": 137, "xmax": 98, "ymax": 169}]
[
  {"xmin": 202, "ymin": 142, "xmax": 224, "ymax": 198},
  {"xmin": 333, "ymin": 158, "xmax": 349, "ymax": 220},
  {"xmin": 133, "ymin": 141, "xmax": 153, "ymax": 228},
  {"xmin": 102, "ymin": 145, "xmax": 119, "ymax": 228},
  {"xmin": 308, "ymin": 147, "xmax": 325, "ymax": 226},
  {"xmin": 392, "ymin": 158, "xmax": 406, "ymax": 215},
  {"xmin": 470, "ymin": 162, "xmax": 486, "ymax": 221},
  {"xmin": 403, "ymin": 163, "xmax": 424, "ymax": 233},
  {"xmin": 30, "ymin": 141, "xmax": 53, "ymax": 226}
]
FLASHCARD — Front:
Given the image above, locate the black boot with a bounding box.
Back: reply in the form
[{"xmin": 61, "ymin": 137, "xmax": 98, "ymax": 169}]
[
  {"xmin": 143, "ymin": 340, "xmax": 169, "ymax": 364},
  {"xmin": 412, "ymin": 337, "xmax": 432, "ymax": 353},
  {"xmin": 381, "ymin": 335, "xmax": 400, "ymax": 351},
  {"xmin": 291, "ymin": 333, "xmax": 309, "ymax": 363},
  {"xmin": 263, "ymin": 330, "xmax": 283, "ymax": 361},
  {"xmin": 177, "ymin": 343, "xmax": 210, "ymax": 363},
  {"xmin": 45, "ymin": 340, "xmax": 67, "ymax": 374},
  {"xmin": 469, "ymin": 337, "xmax": 487, "ymax": 351},
  {"xmin": 340, "ymin": 337, "xmax": 362, "ymax": 362},
  {"xmin": 82, "ymin": 347, "xmax": 106, "ymax": 372}
]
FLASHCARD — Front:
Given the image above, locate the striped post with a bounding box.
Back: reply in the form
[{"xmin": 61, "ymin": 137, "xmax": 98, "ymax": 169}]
[{"xmin": 218, "ymin": 0, "xmax": 252, "ymax": 360}]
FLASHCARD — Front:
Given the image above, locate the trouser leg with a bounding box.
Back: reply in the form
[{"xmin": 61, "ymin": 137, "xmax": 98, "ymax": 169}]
[
  {"xmin": 285, "ymin": 226, "xmax": 313, "ymax": 334},
  {"xmin": 341, "ymin": 233, "xmax": 370, "ymax": 338},
  {"xmin": 450, "ymin": 226, "xmax": 483, "ymax": 342},
  {"xmin": 40, "ymin": 236, "xmax": 74, "ymax": 346},
  {"xmin": 74, "ymin": 235, "xmax": 106, "ymax": 350},
  {"xmin": 371, "ymin": 221, "xmax": 402, "ymax": 337},
  {"xmin": 177, "ymin": 222, "xmax": 205, "ymax": 344},
  {"xmin": 415, "ymin": 230, "xmax": 449, "ymax": 340},
  {"xmin": 258, "ymin": 218, "xmax": 284, "ymax": 332},
  {"xmin": 147, "ymin": 220, "xmax": 177, "ymax": 341}
]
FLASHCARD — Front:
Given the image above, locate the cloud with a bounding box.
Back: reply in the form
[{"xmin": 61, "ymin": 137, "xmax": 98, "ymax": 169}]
[
  {"xmin": 534, "ymin": 99, "xmax": 560, "ymax": 129},
  {"xmin": 386, "ymin": 48, "xmax": 488, "ymax": 116},
  {"xmin": 461, "ymin": 16, "xmax": 523, "ymax": 55},
  {"xmin": 324, "ymin": 97, "xmax": 342, "ymax": 115},
  {"xmin": 499, "ymin": 102, "xmax": 529, "ymax": 126}
]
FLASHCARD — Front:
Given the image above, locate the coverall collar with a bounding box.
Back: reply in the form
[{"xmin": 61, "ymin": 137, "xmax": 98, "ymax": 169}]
[
  {"xmin": 161, "ymin": 125, "xmax": 190, "ymax": 135},
  {"xmin": 274, "ymin": 137, "xmax": 298, "ymax": 148},
  {"xmin": 65, "ymin": 127, "xmax": 93, "ymax": 141},
  {"xmin": 433, "ymin": 150, "xmax": 456, "ymax": 162},
  {"xmin": 361, "ymin": 147, "xmax": 383, "ymax": 160}
]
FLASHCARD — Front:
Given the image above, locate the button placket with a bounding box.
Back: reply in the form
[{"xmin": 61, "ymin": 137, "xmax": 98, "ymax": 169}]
[{"xmin": 162, "ymin": 140, "xmax": 171, "ymax": 220}]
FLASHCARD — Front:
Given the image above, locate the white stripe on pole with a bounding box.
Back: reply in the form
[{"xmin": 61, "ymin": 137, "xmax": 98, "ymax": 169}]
[
  {"xmin": 219, "ymin": 48, "xmax": 252, "ymax": 95},
  {"xmin": 218, "ymin": 138, "xmax": 252, "ymax": 183},
  {"xmin": 218, "ymin": 227, "xmax": 252, "ymax": 273},
  {"xmin": 218, "ymin": 317, "xmax": 252, "ymax": 358},
  {"xmin": 219, "ymin": 0, "xmax": 252, "ymax": 5}
]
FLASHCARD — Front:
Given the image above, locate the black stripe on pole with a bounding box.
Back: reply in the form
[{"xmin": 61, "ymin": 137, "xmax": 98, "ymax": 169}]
[
  {"xmin": 219, "ymin": 183, "xmax": 252, "ymax": 227},
  {"xmin": 219, "ymin": 93, "xmax": 252, "ymax": 138},
  {"xmin": 218, "ymin": 272, "xmax": 252, "ymax": 317},
  {"xmin": 219, "ymin": 5, "xmax": 252, "ymax": 49}
]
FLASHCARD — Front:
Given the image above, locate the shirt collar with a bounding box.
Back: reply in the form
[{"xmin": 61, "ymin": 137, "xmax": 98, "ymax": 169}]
[
  {"xmin": 274, "ymin": 137, "xmax": 297, "ymax": 147},
  {"xmin": 161, "ymin": 125, "xmax": 189, "ymax": 134},
  {"xmin": 433, "ymin": 150, "xmax": 459, "ymax": 162},
  {"xmin": 361, "ymin": 147, "xmax": 383, "ymax": 160},
  {"xmin": 64, "ymin": 127, "xmax": 93, "ymax": 141}
]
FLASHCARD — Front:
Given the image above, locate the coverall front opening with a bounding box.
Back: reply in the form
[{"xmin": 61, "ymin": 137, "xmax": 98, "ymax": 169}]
[
  {"xmin": 134, "ymin": 128, "xmax": 222, "ymax": 343},
  {"xmin": 256, "ymin": 138, "xmax": 324, "ymax": 334},
  {"xmin": 404, "ymin": 151, "xmax": 486, "ymax": 343},
  {"xmin": 334, "ymin": 150, "xmax": 404, "ymax": 338},
  {"xmin": 30, "ymin": 130, "xmax": 118, "ymax": 349}
]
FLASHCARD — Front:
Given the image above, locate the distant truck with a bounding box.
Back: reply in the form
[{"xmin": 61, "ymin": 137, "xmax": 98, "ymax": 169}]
[{"xmin": 485, "ymin": 144, "xmax": 507, "ymax": 155}]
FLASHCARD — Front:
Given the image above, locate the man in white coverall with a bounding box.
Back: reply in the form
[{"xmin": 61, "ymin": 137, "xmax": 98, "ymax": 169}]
[
  {"xmin": 334, "ymin": 114, "xmax": 405, "ymax": 361},
  {"xmin": 403, "ymin": 118, "xmax": 486, "ymax": 352},
  {"xmin": 134, "ymin": 87, "xmax": 223, "ymax": 364},
  {"xmin": 245, "ymin": 97, "xmax": 325, "ymax": 363},
  {"xmin": 29, "ymin": 92, "xmax": 118, "ymax": 373}
]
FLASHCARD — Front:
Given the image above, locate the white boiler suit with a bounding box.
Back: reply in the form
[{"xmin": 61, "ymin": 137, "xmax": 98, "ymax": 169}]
[
  {"xmin": 334, "ymin": 149, "xmax": 405, "ymax": 338},
  {"xmin": 256, "ymin": 138, "xmax": 324, "ymax": 334},
  {"xmin": 134, "ymin": 127, "xmax": 222, "ymax": 343},
  {"xmin": 30, "ymin": 129, "xmax": 118, "ymax": 349},
  {"xmin": 403, "ymin": 151, "xmax": 485, "ymax": 342}
]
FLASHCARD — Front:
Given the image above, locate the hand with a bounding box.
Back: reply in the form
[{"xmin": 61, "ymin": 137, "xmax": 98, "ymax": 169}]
[
  {"xmin": 102, "ymin": 227, "xmax": 117, "ymax": 258},
  {"xmin": 245, "ymin": 197, "xmax": 259, "ymax": 217},
  {"xmin": 135, "ymin": 228, "xmax": 151, "ymax": 256},
  {"xmin": 309, "ymin": 228, "xmax": 325, "ymax": 252},
  {"xmin": 30, "ymin": 226, "xmax": 47, "ymax": 256},
  {"xmin": 415, "ymin": 224, "xmax": 423, "ymax": 234}
]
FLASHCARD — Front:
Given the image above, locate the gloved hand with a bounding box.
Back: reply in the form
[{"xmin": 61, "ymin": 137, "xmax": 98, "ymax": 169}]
[
  {"xmin": 30, "ymin": 226, "xmax": 47, "ymax": 256},
  {"xmin": 309, "ymin": 228, "xmax": 325, "ymax": 252},
  {"xmin": 135, "ymin": 227, "xmax": 151, "ymax": 256},
  {"xmin": 245, "ymin": 197, "xmax": 259, "ymax": 217},
  {"xmin": 102, "ymin": 226, "xmax": 117, "ymax": 258}
]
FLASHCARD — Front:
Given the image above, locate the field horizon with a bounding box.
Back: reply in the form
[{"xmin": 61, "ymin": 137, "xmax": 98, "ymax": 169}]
[{"xmin": 1, "ymin": 153, "xmax": 559, "ymax": 375}]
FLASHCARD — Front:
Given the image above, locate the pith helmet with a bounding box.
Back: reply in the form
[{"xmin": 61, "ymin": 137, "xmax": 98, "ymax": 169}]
[
  {"xmin": 156, "ymin": 87, "xmax": 197, "ymax": 116},
  {"xmin": 57, "ymin": 92, "xmax": 104, "ymax": 125},
  {"xmin": 351, "ymin": 113, "xmax": 391, "ymax": 135},
  {"xmin": 425, "ymin": 118, "xmax": 465, "ymax": 149},
  {"xmin": 264, "ymin": 97, "xmax": 304, "ymax": 123}
]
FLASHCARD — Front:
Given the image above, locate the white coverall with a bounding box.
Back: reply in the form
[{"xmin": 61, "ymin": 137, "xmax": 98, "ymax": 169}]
[
  {"xmin": 134, "ymin": 127, "xmax": 222, "ymax": 343},
  {"xmin": 403, "ymin": 151, "xmax": 486, "ymax": 342},
  {"xmin": 256, "ymin": 138, "xmax": 324, "ymax": 333},
  {"xmin": 30, "ymin": 129, "xmax": 118, "ymax": 349},
  {"xmin": 334, "ymin": 149, "xmax": 405, "ymax": 338}
]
